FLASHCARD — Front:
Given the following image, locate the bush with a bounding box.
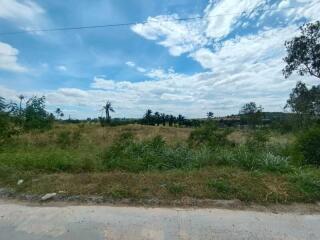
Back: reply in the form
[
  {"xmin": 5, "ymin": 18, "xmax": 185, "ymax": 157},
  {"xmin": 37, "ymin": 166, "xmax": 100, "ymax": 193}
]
[
  {"xmin": 294, "ymin": 126, "xmax": 320, "ymax": 166},
  {"xmin": 189, "ymin": 121, "xmax": 230, "ymax": 148}
]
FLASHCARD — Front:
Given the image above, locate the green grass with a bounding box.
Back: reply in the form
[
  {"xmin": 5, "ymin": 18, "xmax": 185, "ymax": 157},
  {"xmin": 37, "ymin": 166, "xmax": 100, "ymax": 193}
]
[{"xmin": 0, "ymin": 124, "xmax": 319, "ymax": 204}]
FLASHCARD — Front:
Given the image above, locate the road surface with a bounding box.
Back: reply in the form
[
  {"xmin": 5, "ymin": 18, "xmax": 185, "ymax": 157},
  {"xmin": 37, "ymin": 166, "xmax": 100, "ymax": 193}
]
[{"xmin": 0, "ymin": 201, "xmax": 319, "ymax": 240}]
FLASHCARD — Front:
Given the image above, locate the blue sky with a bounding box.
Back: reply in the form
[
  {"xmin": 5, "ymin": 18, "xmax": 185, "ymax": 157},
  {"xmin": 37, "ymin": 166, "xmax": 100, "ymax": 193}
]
[{"xmin": 0, "ymin": 0, "xmax": 319, "ymax": 118}]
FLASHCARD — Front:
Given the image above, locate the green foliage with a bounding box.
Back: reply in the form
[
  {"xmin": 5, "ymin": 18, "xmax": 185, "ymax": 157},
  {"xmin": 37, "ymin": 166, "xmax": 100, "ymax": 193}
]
[
  {"xmin": 24, "ymin": 96, "xmax": 53, "ymax": 130},
  {"xmin": 188, "ymin": 121, "xmax": 230, "ymax": 148},
  {"xmin": 213, "ymin": 145, "xmax": 290, "ymax": 173},
  {"xmin": 103, "ymin": 134, "xmax": 212, "ymax": 172},
  {"xmin": 283, "ymin": 21, "xmax": 320, "ymax": 79},
  {"xmin": 246, "ymin": 130, "xmax": 269, "ymax": 151},
  {"xmin": 294, "ymin": 126, "xmax": 320, "ymax": 166},
  {"xmin": 207, "ymin": 179, "xmax": 234, "ymax": 194},
  {"xmin": 240, "ymin": 102, "xmax": 264, "ymax": 127},
  {"xmin": 56, "ymin": 130, "xmax": 82, "ymax": 148},
  {"xmin": 288, "ymin": 170, "xmax": 320, "ymax": 201}
]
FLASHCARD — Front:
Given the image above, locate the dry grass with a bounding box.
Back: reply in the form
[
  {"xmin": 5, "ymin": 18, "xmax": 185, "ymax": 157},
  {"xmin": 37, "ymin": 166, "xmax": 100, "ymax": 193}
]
[{"xmin": 14, "ymin": 123, "xmax": 192, "ymax": 148}]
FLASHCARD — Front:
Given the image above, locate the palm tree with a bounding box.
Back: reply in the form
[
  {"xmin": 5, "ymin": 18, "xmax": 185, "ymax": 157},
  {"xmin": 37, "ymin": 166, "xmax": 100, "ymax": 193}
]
[
  {"xmin": 103, "ymin": 101, "xmax": 115, "ymax": 122},
  {"xmin": 18, "ymin": 94, "xmax": 25, "ymax": 116}
]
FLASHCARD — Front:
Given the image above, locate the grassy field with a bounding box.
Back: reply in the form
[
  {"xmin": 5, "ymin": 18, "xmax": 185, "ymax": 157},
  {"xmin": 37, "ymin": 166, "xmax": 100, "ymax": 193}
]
[{"xmin": 0, "ymin": 123, "xmax": 319, "ymax": 205}]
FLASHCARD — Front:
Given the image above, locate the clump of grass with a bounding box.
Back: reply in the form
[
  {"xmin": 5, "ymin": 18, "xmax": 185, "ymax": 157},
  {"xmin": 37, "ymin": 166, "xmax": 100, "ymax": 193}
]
[
  {"xmin": 213, "ymin": 145, "xmax": 291, "ymax": 173},
  {"xmin": 56, "ymin": 129, "xmax": 82, "ymax": 148},
  {"xmin": 207, "ymin": 179, "xmax": 235, "ymax": 195},
  {"xmin": 288, "ymin": 169, "xmax": 320, "ymax": 201},
  {"xmin": 102, "ymin": 133, "xmax": 212, "ymax": 172}
]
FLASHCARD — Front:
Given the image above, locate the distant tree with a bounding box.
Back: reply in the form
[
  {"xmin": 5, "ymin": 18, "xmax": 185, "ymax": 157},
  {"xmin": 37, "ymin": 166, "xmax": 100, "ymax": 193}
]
[
  {"xmin": 103, "ymin": 101, "xmax": 115, "ymax": 123},
  {"xmin": 240, "ymin": 102, "xmax": 263, "ymax": 128},
  {"xmin": 17, "ymin": 94, "xmax": 25, "ymax": 115},
  {"xmin": 177, "ymin": 114, "xmax": 185, "ymax": 126},
  {"xmin": 283, "ymin": 21, "xmax": 320, "ymax": 80},
  {"xmin": 285, "ymin": 82, "xmax": 314, "ymax": 115},
  {"xmin": 168, "ymin": 115, "xmax": 176, "ymax": 127},
  {"xmin": 154, "ymin": 111, "xmax": 161, "ymax": 126},
  {"xmin": 55, "ymin": 108, "xmax": 64, "ymax": 119},
  {"xmin": 144, "ymin": 109, "xmax": 153, "ymax": 125},
  {"xmin": 24, "ymin": 96, "xmax": 53, "ymax": 130},
  {"xmin": 207, "ymin": 112, "xmax": 214, "ymax": 119},
  {"xmin": 285, "ymin": 82, "xmax": 320, "ymax": 127},
  {"xmin": 160, "ymin": 113, "xmax": 166, "ymax": 126}
]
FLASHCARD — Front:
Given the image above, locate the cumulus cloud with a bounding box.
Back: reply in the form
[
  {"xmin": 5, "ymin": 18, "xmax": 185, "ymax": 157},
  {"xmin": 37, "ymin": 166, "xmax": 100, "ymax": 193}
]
[
  {"xmin": 0, "ymin": 0, "xmax": 45, "ymax": 28},
  {"xmin": 204, "ymin": 0, "xmax": 266, "ymax": 39},
  {"xmin": 131, "ymin": 14, "xmax": 207, "ymax": 56},
  {"xmin": 0, "ymin": 42, "xmax": 26, "ymax": 72}
]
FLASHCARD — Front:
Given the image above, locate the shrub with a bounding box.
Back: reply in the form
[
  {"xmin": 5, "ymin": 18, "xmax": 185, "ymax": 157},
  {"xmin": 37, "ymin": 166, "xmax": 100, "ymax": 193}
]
[
  {"xmin": 294, "ymin": 126, "xmax": 320, "ymax": 166},
  {"xmin": 189, "ymin": 121, "xmax": 230, "ymax": 148}
]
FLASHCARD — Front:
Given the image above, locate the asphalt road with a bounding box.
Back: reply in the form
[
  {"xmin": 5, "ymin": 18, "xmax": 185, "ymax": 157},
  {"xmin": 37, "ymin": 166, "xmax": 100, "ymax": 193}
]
[{"xmin": 0, "ymin": 201, "xmax": 319, "ymax": 240}]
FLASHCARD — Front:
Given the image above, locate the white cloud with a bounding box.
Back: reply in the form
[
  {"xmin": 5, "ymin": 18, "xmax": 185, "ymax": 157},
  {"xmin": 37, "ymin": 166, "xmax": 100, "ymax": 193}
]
[
  {"xmin": 0, "ymin": 0, "xmax": 45, "ymax": 28},
  {"xmin": 204, "ymin": 0, "xmax": 266, "ymax": 39},
  {"xmin": 56, "ymin": 65, "xmax": 67, "ymax": 71},
  {"xmin": 91, "ymin": 76, "xmax": 117, "ymax": 90},
  {"xmin": 125, "ymin": 61, "xmax": 135, "ymax": 67},
  {"xmin": 131, "ymin": 14, "xmax": 207, "ymax": 56},
  {"xmin": 191, "ymin": 26, "xmax": 297, "ymax": 72},
  {"xmin": 0, "ymin": 42, "xmax": 26, "ymax": 72},
  {"xmin": 137, "ymin": 67, "xmax": 147, "ymax": 73}
]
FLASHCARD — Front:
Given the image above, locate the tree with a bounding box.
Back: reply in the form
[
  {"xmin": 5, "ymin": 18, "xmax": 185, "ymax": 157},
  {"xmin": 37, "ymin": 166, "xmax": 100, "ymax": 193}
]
[
  {"xmin": 283, "ymin": 21, "xmax": 320, "ymax": 79},
  {"xmin": 285, "ymin": 81, "xmax": 314, "ymax": 115},
  {"xmin": 154, "ymin": 111, "xmax": 161, "ymax": 126},
  {"xmin": 24, "ymin": 96, "xmax": 53, "ymax": 130},
  {"xmin": 160, "ymin": 113, "xmax": 166, "ymax": 126},
  {"xmin": 144, "ymin": 109, "xmax": 153, "ymax": 125},
  {"xmin": 240, "ymin": 102, "xmax": 263, "ymax": 128},
  {"xmin": 207, "ymin": 112, "xmax": 214, "ymax": 119},
  {"xmin": 177, "ymin": 114, "xmax": 185, "ymax": 126},
  {"xmin": 285, "ymin": 82, "xmax": 320, "ymax": 128},
  {"xmin": 18, "ymin": 94, "xmax": 25, "ymax": 115},
  {"xmin": 168, "ymin": 115, "xmax": 176, "ymax": 127},
  {"xmin": 55, "ymin": 108, "xmax": 64, "ymax": 119},
  {"xmin": 103, "ymin": 101, "xmax": 115, "ymax": 123}
]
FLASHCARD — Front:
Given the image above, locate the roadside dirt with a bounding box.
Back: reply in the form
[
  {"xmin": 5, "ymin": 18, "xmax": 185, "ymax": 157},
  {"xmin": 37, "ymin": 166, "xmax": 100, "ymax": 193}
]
[{"xmin": 1, "ymin": 187, "xmax": 319, "ymax": 214}]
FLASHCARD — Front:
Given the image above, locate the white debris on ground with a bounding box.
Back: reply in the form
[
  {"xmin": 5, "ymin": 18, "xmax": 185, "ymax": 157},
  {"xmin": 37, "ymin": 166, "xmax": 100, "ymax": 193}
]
[
  {"xmin": 17, "ymin": 180, "xmax": 24, "ymax": 185},
  {"xmin": 41, "ymin": 193, "xmax": 57, "ymax": 201}
]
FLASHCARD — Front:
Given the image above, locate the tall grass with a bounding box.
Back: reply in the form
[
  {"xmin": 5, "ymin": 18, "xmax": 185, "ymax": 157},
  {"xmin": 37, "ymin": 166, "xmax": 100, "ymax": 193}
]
[{"xmin": 102, "ymin": 133, "xmax": 212, "ymax": 172}]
